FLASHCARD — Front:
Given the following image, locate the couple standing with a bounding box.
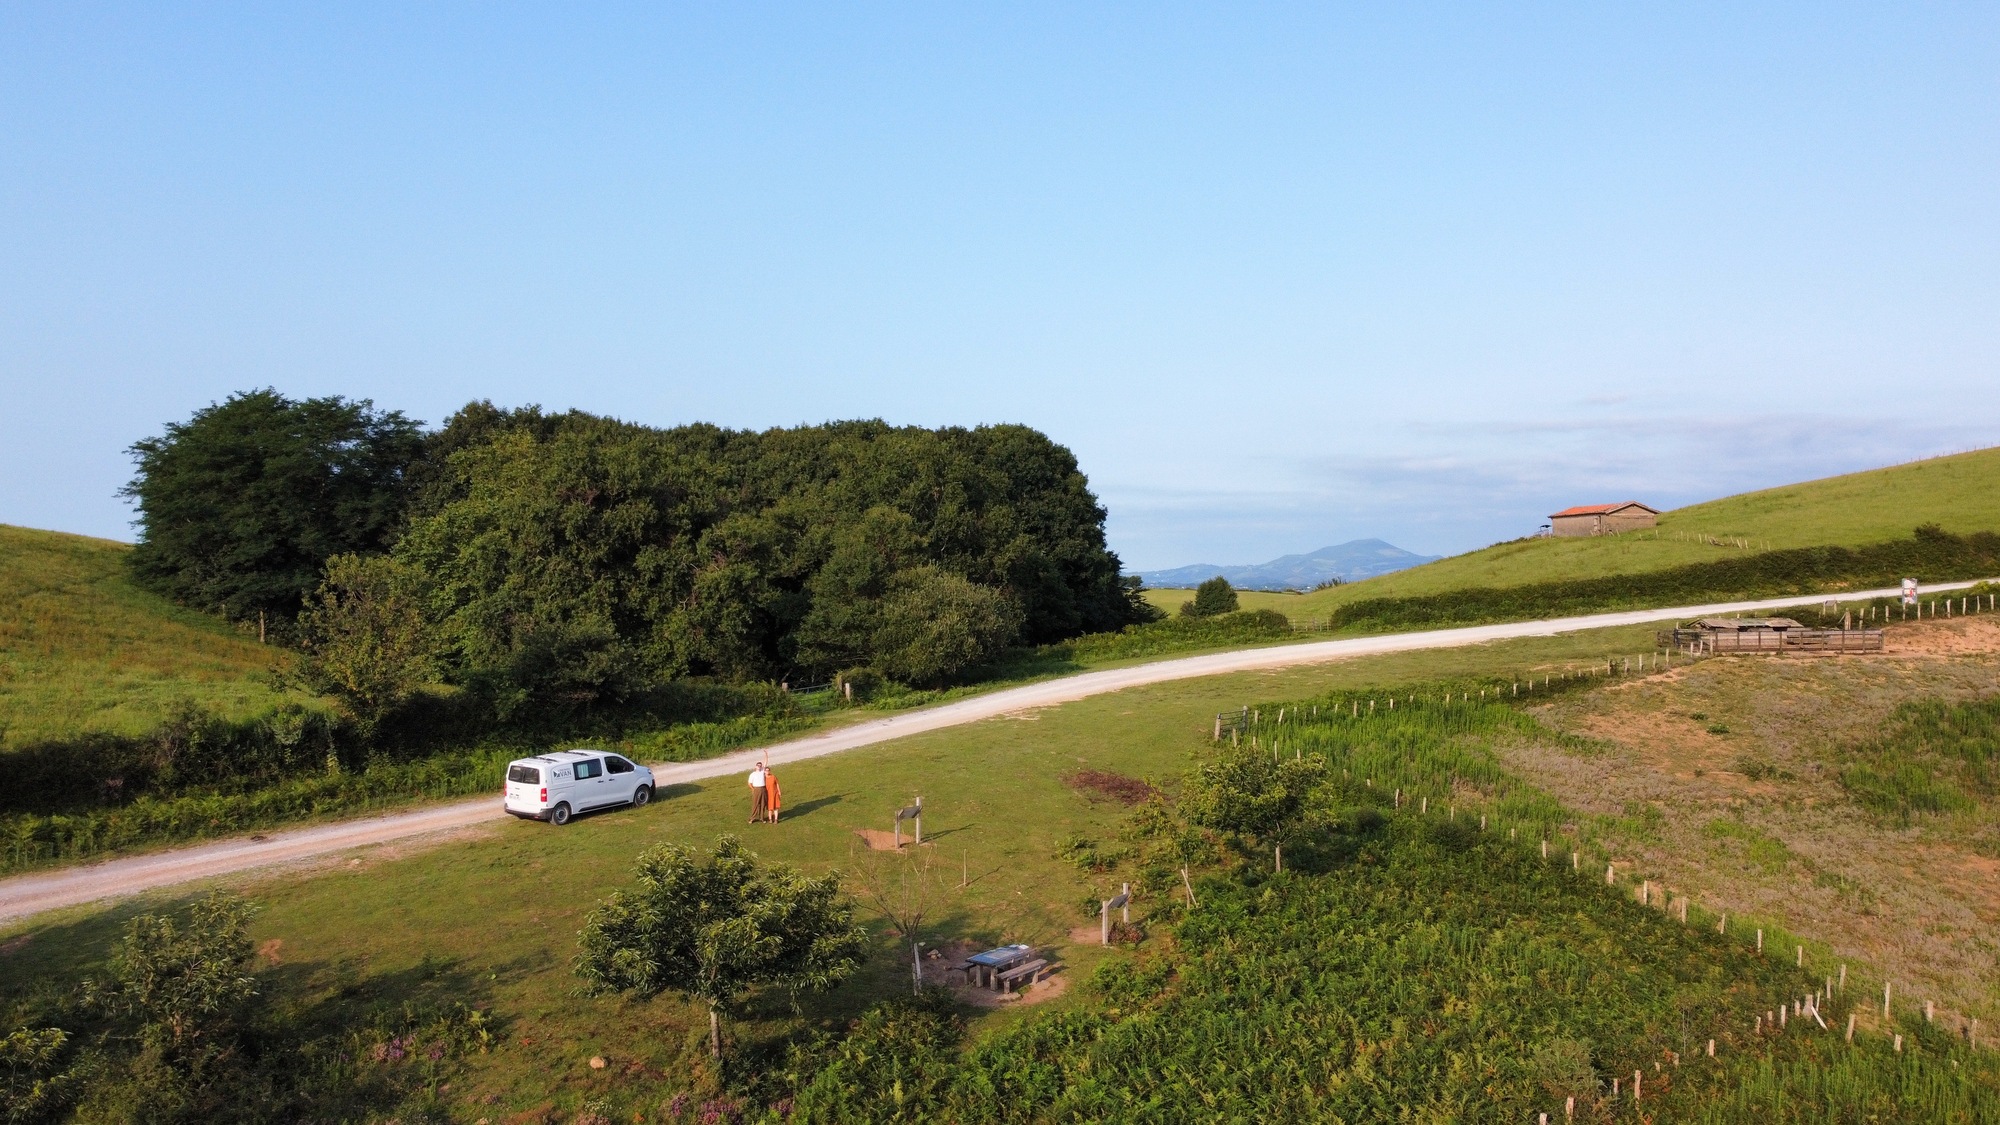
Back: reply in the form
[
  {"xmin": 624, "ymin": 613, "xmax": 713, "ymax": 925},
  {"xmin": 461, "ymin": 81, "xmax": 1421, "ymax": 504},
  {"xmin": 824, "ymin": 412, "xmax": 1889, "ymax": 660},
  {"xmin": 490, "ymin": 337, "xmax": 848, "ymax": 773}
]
[{"xmin": 747, "ymin": 759, "xmax": 783, "ymax": 824}]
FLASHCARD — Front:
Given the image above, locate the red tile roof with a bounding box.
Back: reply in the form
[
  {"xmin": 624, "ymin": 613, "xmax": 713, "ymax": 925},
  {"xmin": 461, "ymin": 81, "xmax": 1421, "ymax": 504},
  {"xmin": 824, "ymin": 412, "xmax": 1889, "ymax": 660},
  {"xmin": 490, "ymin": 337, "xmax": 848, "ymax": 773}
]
[{"xmin": 1549, "ymin": 501, "xmax": 1658, "ymax": 518}]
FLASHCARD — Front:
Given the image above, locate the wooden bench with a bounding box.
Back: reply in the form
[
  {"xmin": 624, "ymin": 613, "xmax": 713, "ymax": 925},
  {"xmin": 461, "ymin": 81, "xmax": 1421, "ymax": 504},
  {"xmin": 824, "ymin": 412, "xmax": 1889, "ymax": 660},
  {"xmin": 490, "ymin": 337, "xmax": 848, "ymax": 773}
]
[{"xmin": 996, "ymin": 958, "xmax": 1050, "ymax": 993}]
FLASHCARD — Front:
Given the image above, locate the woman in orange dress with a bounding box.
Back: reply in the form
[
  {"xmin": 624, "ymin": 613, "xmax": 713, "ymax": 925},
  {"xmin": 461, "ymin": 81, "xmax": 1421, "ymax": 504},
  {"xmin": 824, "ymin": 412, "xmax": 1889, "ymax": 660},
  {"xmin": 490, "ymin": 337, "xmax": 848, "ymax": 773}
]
[{"xmin": 764, "ymin": 766, "xmax": 782, "ymax": 823}]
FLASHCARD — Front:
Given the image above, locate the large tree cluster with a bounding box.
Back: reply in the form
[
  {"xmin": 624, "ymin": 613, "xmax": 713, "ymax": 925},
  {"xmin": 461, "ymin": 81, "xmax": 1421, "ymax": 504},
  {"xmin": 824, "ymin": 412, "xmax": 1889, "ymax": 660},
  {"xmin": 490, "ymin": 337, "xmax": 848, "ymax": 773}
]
[{"xmin": 126, "ymin": 394, "xmax": 1154, "ymax": 714}]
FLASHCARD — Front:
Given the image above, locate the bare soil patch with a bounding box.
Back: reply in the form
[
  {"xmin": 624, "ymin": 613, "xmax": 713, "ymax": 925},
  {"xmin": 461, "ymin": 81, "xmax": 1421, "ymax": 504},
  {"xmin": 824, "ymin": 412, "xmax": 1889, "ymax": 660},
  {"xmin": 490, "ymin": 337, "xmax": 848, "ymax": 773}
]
[
  {"xmin": 1062, "ymin": 769, "xmax": 1159, "ymax": 805},
  {"xmin": 1884, "ymin": 616, "xmax": 2000, "ymax": 657},
  {"xmin": 1511, "ymin": 632, "xmax": 2000, "ymax": 1026},
  {"xmin": 852, "ymin": 828, "xmax": 930, "ymax": 851}
]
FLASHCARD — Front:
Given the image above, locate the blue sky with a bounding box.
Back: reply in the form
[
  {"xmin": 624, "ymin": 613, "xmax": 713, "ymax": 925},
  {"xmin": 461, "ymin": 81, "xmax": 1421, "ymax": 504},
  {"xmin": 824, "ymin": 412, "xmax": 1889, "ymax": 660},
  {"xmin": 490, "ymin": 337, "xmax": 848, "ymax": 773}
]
[{"xmin": 3, "ymin": 4, "xmax": 1996, "ymax": 569}]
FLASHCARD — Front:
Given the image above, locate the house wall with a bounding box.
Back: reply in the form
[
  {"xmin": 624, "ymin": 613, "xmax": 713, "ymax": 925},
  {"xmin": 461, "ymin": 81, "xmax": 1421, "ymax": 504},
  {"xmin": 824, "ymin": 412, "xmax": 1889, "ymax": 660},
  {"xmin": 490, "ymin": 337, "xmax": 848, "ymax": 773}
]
[
  {"xmin": 1550, "ymin": 514, "xmax": 1601, "ymax": 537},
  {"xmin": 1603, "ymin": 508, "xmax": 1657, "ymax": 533}
]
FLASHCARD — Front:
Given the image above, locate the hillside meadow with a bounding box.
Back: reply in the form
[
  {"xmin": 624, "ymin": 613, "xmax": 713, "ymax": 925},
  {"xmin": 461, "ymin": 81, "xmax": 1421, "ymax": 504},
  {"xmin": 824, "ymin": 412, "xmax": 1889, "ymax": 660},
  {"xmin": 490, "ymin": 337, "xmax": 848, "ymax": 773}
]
[
  {"xmin": 0, "ymin": 525, "xmax": 309, "ymax": 748},
  {"xmin": 1147, "ymin": 445, "xmax": 2000, "ymax": 618},
  {"xmin": 9, "ymin": 619, "xmax": 1995, "ymax": 1120}
]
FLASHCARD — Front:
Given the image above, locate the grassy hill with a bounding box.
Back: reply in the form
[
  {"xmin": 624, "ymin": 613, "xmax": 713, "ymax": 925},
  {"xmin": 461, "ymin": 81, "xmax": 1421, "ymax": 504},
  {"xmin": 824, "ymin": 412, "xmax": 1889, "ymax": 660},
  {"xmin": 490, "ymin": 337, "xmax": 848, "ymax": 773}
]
[
  {"xmin": 1145, "ymin": 445, "xmax": 2000, "ymax": 619},
  {"xmin": 6, "ymin": 623, "xmax": 1992, "ymax": 1120},
  {"xmin": 0, "ymin": 524, "xmax": 303, "ymax": 749}
]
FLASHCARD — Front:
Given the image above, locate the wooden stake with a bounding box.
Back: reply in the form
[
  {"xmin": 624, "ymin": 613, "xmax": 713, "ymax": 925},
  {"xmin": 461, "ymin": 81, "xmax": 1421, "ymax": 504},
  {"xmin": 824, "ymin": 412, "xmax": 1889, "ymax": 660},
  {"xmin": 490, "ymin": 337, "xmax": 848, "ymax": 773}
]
[
  {"xmin": 1706, "ymin": 1038, "xmax": 1715, "ymax": 1057},
  {"xmin": 1180, "ymin": 866, "xmax": 1198, "ymax": 907},
  {"xmin": 1846, "ymin": 1013, "xmax": 1856, "ymax": 1043},
  {"xmin": 1884, "ymin": 980, "xmax": 1892, "ymax": 1018}
]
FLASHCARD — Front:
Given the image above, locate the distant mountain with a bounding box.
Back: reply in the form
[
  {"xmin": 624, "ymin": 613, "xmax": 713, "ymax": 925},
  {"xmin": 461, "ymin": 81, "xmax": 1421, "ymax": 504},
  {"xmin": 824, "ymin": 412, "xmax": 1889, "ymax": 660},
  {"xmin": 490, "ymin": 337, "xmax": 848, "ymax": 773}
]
[{"xmin": 1134, "ymin": 539, "xmax": 1441, "ymax": 592}]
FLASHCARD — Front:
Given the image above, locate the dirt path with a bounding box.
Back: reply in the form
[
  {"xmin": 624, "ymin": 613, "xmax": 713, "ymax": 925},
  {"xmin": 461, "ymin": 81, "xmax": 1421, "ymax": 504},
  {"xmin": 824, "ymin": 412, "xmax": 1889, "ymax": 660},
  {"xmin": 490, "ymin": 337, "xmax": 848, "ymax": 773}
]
[{"xmin": 2, "ymin": 578, "xmax": 1988, "ymax": 926}]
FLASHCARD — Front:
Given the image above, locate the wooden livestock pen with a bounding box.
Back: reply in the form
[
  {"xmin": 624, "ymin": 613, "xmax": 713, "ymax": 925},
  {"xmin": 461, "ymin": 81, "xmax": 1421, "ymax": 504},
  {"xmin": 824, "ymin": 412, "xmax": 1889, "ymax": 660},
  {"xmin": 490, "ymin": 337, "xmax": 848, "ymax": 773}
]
[{"xmin": 1658, "ymin": 618, "xmax": 1884, "ymax": 655}]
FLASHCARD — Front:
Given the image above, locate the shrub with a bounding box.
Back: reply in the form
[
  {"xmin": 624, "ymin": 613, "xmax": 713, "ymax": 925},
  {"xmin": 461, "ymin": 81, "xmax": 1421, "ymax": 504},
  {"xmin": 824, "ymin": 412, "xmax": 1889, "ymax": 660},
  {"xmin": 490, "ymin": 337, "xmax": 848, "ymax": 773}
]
[
  {"xmin": 1180, "ymin": 576, "xmax": 1239, "ymax": 618},
  {"xmin": 872, "ymin": 568, "xmax": 1023, "ymax": 687}
]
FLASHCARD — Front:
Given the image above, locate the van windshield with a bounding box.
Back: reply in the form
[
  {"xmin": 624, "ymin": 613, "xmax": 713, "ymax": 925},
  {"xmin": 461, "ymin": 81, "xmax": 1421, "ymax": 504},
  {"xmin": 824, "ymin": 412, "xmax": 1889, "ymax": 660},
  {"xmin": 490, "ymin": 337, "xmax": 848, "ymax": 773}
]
[{"xmin": 507, "ymin": 765, "xmax": 540, "ymax": 784}]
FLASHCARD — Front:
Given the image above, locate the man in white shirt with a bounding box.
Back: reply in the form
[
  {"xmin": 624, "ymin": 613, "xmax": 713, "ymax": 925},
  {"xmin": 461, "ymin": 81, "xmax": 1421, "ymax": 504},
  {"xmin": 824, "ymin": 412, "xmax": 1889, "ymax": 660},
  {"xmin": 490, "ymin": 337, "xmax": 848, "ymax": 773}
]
[{"xmin": 748, "ymin": 764, "xmax": 767, "ymax": 824}]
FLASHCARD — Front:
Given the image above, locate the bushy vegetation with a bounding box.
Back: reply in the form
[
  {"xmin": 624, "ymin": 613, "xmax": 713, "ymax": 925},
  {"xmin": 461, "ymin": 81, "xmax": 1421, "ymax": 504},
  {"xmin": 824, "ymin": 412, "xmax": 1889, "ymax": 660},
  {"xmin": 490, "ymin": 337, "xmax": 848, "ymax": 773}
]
[
  {"xmin": 772, "ymin": 691, "xmax": 2000, "ymax": 1122},
  {"xmin": 1052, "ymin": 608, "xmax": 1293, "ymax": 662},
  {"xmin": 1839, "ymin": 693, "xmax": 2000, "ymax": 825},
  {"xmin": 125, "ymin": 395, "xmax": 1151, "ymax": 716},
  {"xmin": 3, "ymin": 893, "xmax": 494, "ymax": 1124},
  {"xmin": 1330, "ymin": 525, "xmax": 2000, "ymax": 632}
]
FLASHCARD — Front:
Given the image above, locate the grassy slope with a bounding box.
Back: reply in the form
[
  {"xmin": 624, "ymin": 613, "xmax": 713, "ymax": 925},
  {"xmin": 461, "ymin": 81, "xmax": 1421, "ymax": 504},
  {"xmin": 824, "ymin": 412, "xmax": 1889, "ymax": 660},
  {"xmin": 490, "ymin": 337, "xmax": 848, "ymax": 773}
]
[
  {"xmin": 8, "ymin": 618, "xmax": 1993, "ymax": 1118},
  {"xmin": 0, "ymin": 524, "xmax": 304, "ymax": 748},
  {"xmin": 0, "ymin": 627, "xmax": 1677, "ymax": 1118},
  {"xmin": 1145, "ymin": 445, "xmax": 2000, "ymax": 619}
]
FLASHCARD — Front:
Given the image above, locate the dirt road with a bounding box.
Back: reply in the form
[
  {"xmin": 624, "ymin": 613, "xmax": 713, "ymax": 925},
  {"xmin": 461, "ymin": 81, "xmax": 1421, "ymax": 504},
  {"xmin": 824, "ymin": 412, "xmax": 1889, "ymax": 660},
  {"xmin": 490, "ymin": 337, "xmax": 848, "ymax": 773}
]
[{"xmin": 2, "ymin": 579, "xmax": 1984, "ymax": 926}]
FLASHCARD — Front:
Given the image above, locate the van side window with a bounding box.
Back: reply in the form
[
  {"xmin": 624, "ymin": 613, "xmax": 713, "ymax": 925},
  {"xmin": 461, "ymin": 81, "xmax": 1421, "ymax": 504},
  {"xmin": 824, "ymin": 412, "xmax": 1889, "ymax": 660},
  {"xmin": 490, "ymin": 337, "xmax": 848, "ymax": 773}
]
[
  {"xmin": 574, "ymin": 759, "xmax": 601, "ymax": 780},
  {"xmin": 606, "ymin": 756, "xmax": 633, "ymax": 774}
]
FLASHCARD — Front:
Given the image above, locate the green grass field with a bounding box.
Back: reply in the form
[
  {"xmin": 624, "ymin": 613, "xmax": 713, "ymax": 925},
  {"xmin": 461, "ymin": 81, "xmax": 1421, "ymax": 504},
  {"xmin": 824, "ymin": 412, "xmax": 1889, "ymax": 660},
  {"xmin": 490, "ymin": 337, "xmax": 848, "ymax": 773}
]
[
  {"xmin": 0, "ymin": 525, "xmax": 309, "ymax": 749},
  {"xmin": 2, "ymin": 628, "xmax": 1684, "ymax": 1116},
  {"xmin": 1145, "ymin": 445, "xmax": 2000, "ymax": 620}
]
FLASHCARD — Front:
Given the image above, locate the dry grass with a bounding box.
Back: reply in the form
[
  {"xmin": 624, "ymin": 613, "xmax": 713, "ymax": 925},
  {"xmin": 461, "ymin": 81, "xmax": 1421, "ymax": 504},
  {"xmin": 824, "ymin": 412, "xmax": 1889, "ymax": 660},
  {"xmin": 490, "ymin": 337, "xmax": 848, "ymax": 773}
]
[{"xmin": 1504, "ymin": 614, "xmax": 2000, "ymax": 1026}]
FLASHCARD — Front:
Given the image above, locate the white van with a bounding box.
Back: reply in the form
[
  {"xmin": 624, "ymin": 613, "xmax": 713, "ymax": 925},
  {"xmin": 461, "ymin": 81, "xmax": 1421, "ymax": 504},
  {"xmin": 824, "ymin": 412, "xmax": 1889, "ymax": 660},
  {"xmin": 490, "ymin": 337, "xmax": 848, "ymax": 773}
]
[{"xmin": 503, "ymin": 749, "xmax": 656, "ymax": 825}]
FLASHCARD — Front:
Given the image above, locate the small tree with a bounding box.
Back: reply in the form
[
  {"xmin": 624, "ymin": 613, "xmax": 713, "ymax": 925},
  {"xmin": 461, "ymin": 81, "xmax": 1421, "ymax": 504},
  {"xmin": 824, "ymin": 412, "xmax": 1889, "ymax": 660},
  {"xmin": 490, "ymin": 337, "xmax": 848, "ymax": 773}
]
[
  {"xmin": 1181, "ymin": 576, "xmax": 1239, "ymax": 618},
  {"xmin": 575, "ymin": 837, "xmax": 867, "ymax": 1059},
  {"xmin": 296, "ymin": 553, "xmax": 437, "ymax": 724},
  {"xmin": 872, "ymin": 567, "xmax": 1021, "ymax": 687},
  {"xmin": 849, "ymin": 845, "xmax": 951, "ymax": 993},
  {"xmin": 1179, "ymin": 747, "xmax": 1326, "ymax": 841},
  {"xmin": 94, "ymin": 894, "xmax": 258, "ymax": 1060}
]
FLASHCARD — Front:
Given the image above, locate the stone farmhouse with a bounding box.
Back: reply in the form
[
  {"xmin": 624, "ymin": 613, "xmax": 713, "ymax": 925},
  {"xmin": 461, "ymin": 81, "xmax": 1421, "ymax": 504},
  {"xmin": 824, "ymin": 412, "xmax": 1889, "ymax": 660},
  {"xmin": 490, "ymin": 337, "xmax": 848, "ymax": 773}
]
[{"xmin": 1547, "ymin": 501, "xmax": 1659, "ymax": 537}]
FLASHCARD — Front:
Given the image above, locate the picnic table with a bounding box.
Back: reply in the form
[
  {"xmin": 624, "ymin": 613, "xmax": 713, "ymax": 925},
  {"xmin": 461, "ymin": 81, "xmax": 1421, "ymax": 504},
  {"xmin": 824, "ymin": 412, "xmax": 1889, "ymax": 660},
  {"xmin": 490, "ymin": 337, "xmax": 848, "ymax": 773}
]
[{"xmin": 963, "ymin": 944, "xmax": 1034, "ymax": 989}]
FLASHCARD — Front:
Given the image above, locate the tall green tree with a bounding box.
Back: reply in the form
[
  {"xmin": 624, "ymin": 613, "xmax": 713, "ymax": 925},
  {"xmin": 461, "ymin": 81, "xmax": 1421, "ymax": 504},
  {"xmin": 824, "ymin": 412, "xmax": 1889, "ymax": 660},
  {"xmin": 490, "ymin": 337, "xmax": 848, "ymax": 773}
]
[
  {"xmin": 123, "ymin": 390, "xmax": 425, "ymax": 626},
  {"xmin": 574, "ymin": 837, "xmax": 866, "ymax": 1059}
]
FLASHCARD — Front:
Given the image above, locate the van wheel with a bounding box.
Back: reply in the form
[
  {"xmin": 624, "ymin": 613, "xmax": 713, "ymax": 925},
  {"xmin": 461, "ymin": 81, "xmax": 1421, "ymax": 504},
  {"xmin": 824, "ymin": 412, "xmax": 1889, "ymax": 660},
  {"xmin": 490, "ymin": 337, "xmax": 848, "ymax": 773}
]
[
  {"xmin": 549, "ymin": 802, "xmax": 572, "ymax": 826},
  {"xmin": 631, "ymin": 785, "xmax": 652, "ymax": 808}
]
